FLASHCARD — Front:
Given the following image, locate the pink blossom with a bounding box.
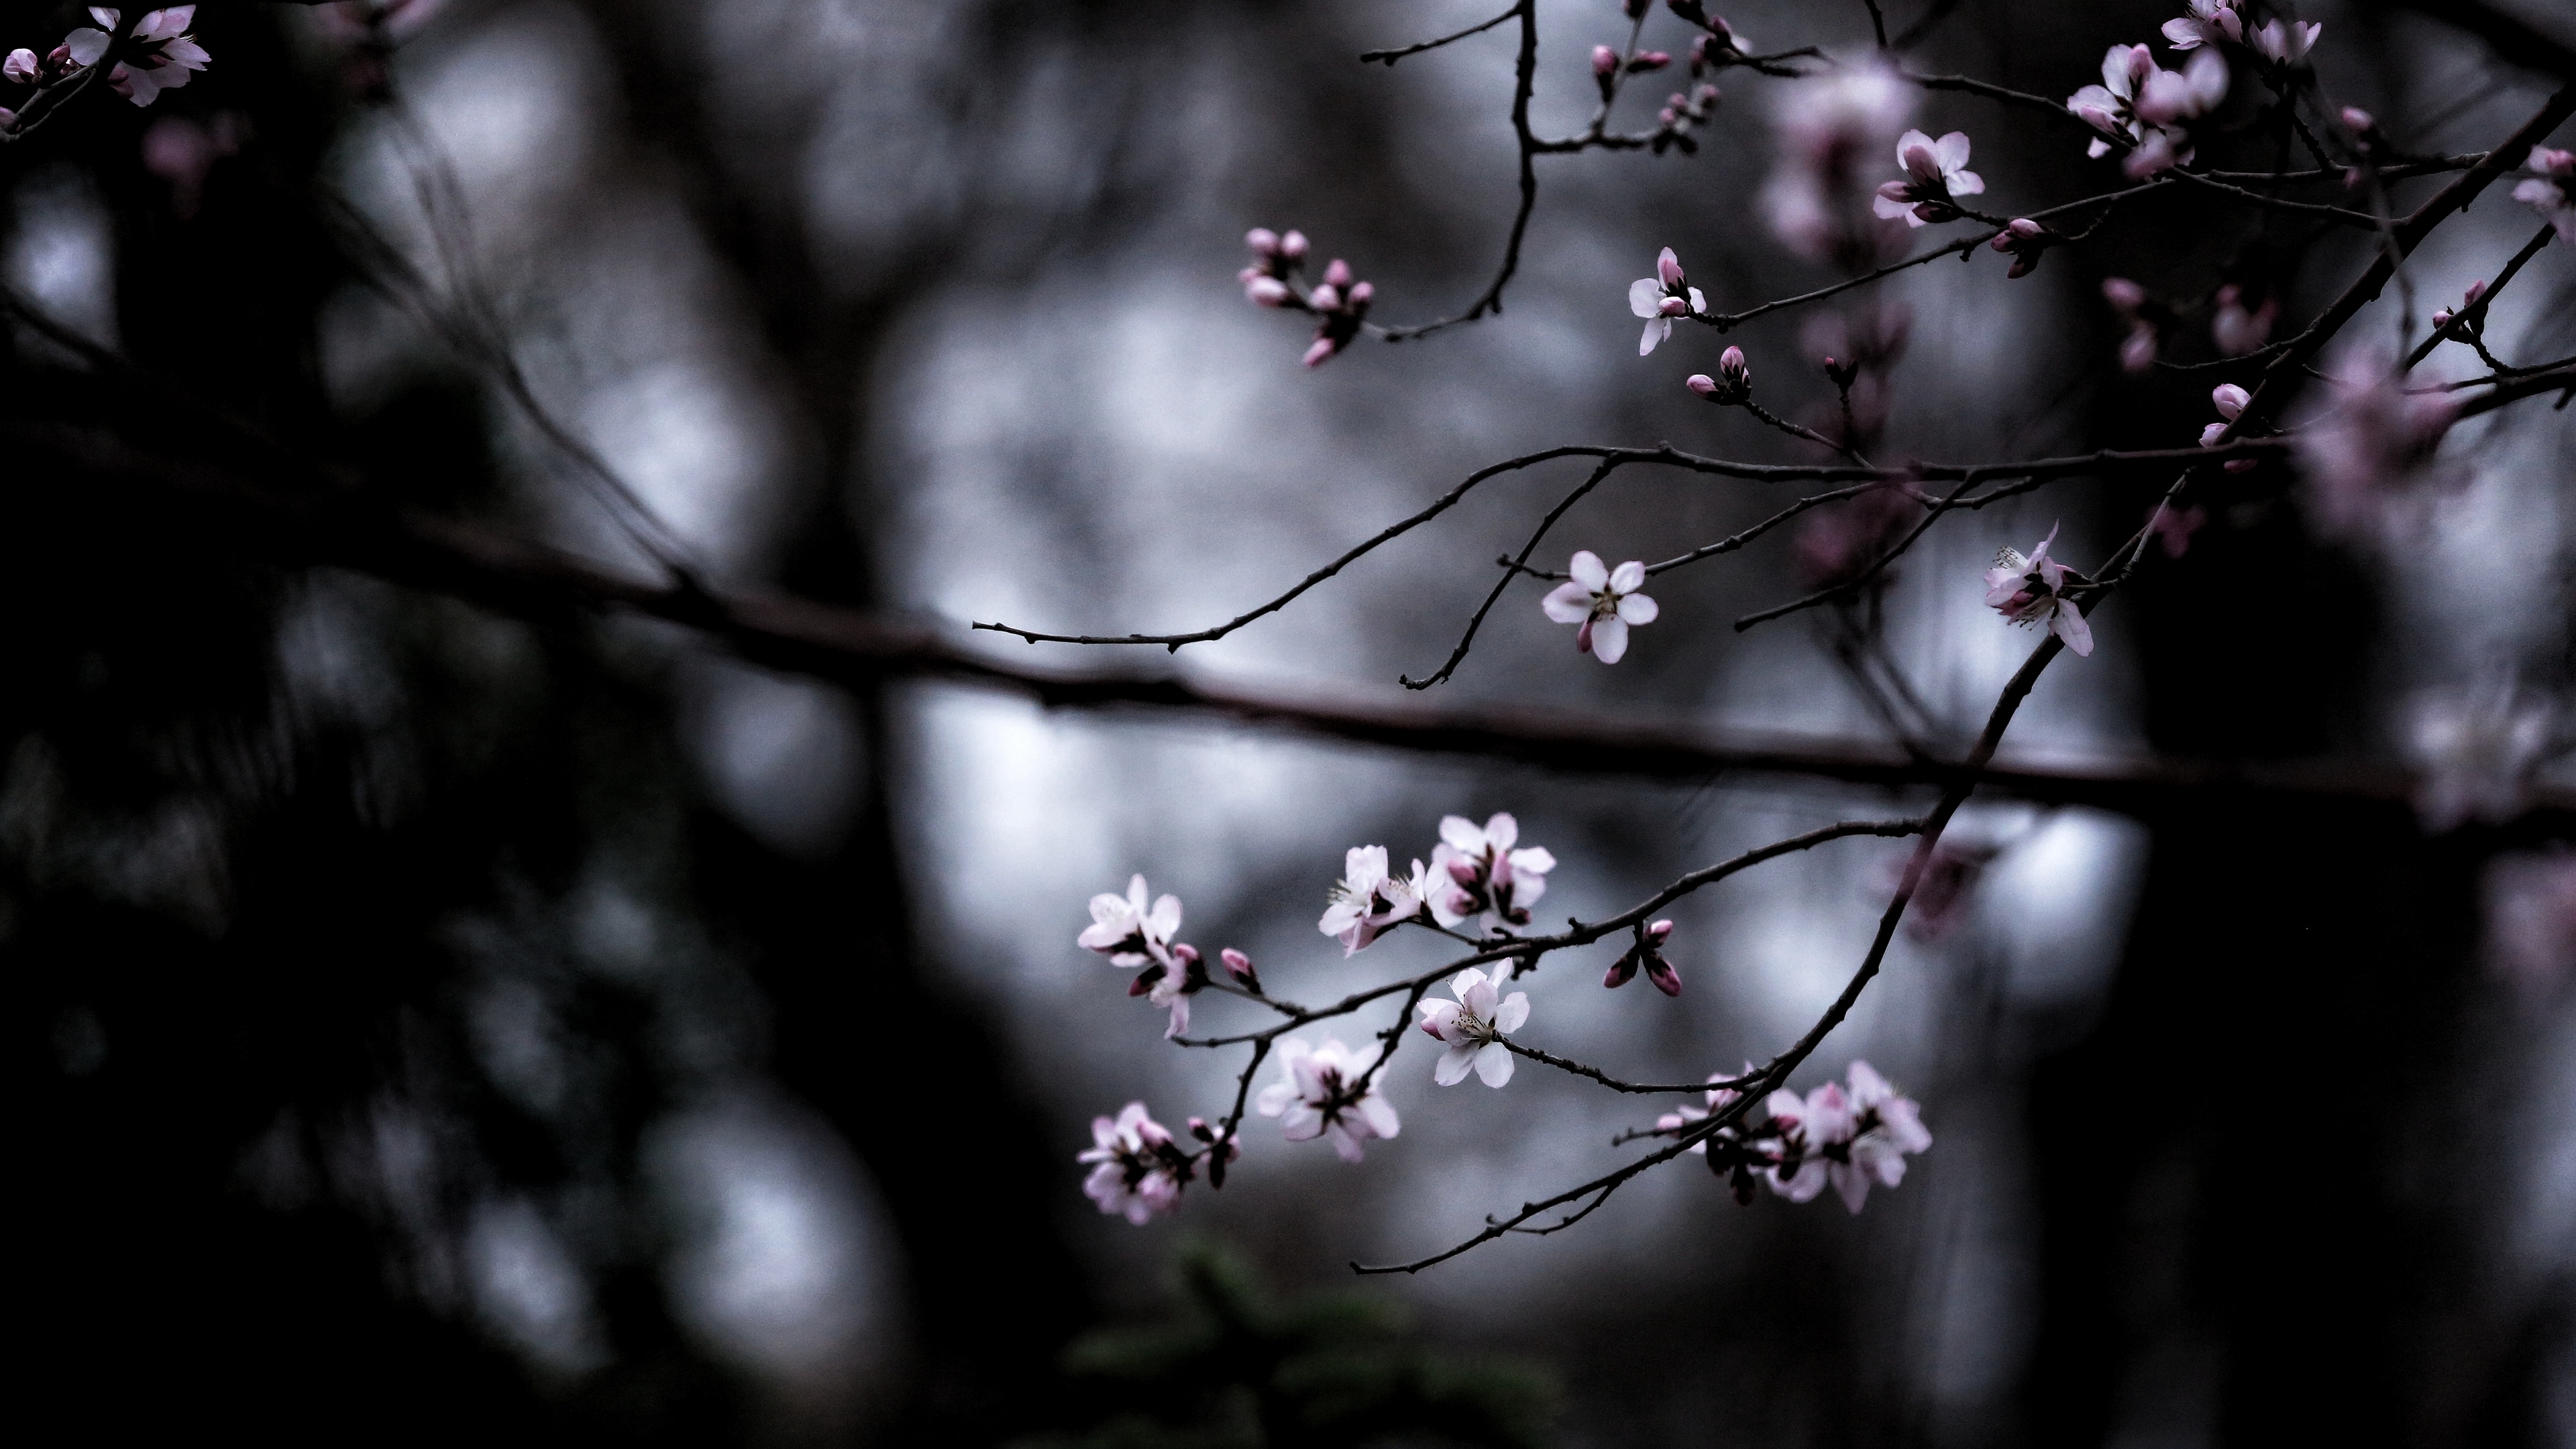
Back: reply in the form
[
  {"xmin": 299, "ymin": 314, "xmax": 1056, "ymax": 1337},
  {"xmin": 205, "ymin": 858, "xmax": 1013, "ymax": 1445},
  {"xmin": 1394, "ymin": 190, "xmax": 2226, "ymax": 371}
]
[
  {"xmin": 1079, "ymin": 873, "xmax": 1183, "ymax": 969},
  {"xmin": 1628, "ymin": 246, "xmax": 1707, "ymax": 355},
  {"xmin": 1988, "ymin": 217, "xmax": 2053, "ymax": 278},
  {"xmin": 1427, "ymin": 812, "xmax": 1555, "ymax": 932},
  {"xmin": 2430, "ymin": 278, "xmax": 2486, "ymax": 331},
  {"xmin": 1591, "ymin": 44, "xmax": 1618, "ymax": 78},
  {"xmin": 2293, "ymin": 352, "xmax": 2463, "ymax": 547},
  {"xmin": 2511, "ymin": 147, "xmax": 2576, "ymax": 244},
  {"xmin": 1318, "ymin": 845, "xmax": 1423, "ymax": 955},
  {"xmin": 1872, "ymin": 129, "xmax": 1984, "ymax": 227},
  {"xmin": 2135, "ymin": 49, "xmax": 2228, "ymax": 127},
  {"xmin": 1542, "ymin": 549, "xmax": 1658, "ymax": 663},
  {"xmin": 1079, "ymin": 1102, "xmax": 1191, "ymax": 1225},
  {"xmin": 1414, "ymin": 967, "xmax": 1531, "ymax": 1087},
  {"xmin": 3, "ymin": 48, "xmax": 37, "ymax": 84},
  {"xmin": 1983, "ymin": 523, "xmax": 2094, "ymax": 656},
  {"xmin": 2483, "ymin": 851, "xmax": 2576, "ymax": 1001},
  {"xmin": 2197, "ymin": 383, "xmax": 2259, "ymax": 471},
  {"xmin": 1757, "ymin": 1062, "xmax": 1931, "ymax": 1212},
  {"xmin": 2211, "ymin": 282, "xmax": 2277, "ymax": 355},
  {"xmin": 1128, "ymin": 942, "xmax": 1210, "ymax": 1039},
  {"xmin": 1658, "ymin": 1064, "xmax": 1757, "ymax": 1153},
  {"xmin": 1762, "ymin": 60, "xmax": 1915, "ymax": 266},
  {"xmin": 2252, "ymin": 18, "xmax": 2321, "ymax": 68},
  {"xmin": 1254, "ymin": 1036, "xmax": 1400, "ymax": 1162},
  {"xmin": 2161, "ymin": 0, "xmax": 2242, "ymax": 51},
  {"xmin": 2068, "ymin": 44, "xmax": 2156, "ymax": 158},
  {"xmin": 2407, "ymin": 683, "xmax": 2555, "ymax": 833}
]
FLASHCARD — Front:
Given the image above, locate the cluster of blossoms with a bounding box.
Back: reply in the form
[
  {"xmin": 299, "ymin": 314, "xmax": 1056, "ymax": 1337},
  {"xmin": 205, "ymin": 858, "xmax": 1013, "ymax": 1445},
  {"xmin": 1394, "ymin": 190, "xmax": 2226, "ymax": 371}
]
[
  {"xmin": 2068, "ymin": 41, "xmax": 2229, "ymax": 178},
  {"xmin": 4, "ymin": 7, "xmax": 210, "ymax": 116},
  {"xmin": 1255, "ymin": 1035, "xmax": 1401, "ymax": 1161},
  {"xmin": 1239, "ymin": 228, "xmax": 1374, "ymax": 368},
  {"xmin": 2292, "ymin": 352, "xmax": 2464, "ymax": 548},
  {"xmin": 1542, "ymin": 549, "xmax": 1660, "ymax": 663},
  {"xmin": 1984, "ymin": 523, "xmax": 2095, "ymax": 657},
  {"xmin": 1077, "ymin": 874, "xmax": 1257, "ymax": 1038},
  {"xmin": 2512, "ymin": 147, "xmax": 2576, "ymax": 244},
  {"xmin": 1660, "ymin": 1062, "xmax": 1932, "ymax": 1213},
  {"xmin": 1320, "ymin": 812, "xmax": 1560, "ymax": 953},
  {"xmin": 1079, "ymin": 1102, "xmax": 1236, "ymax": 1224}
]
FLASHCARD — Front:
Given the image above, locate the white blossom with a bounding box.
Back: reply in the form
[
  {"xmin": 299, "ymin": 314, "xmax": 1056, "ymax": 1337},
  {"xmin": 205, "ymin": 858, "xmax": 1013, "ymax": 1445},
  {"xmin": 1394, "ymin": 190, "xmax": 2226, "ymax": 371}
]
[
  {"xmin": 1757, "ymin": 1061, "xmax": 1931, "ymax": 1213},
  {"xmin": 1541, "ymin": 550, "xmax": 1659, "ymax": 664},
  {"xmin": 1426, "ymin": 812, "xmax": 1556, "ymax": 932},
  {"xmin": 1872, "ymin": 129, "xmax": 1984, "ymax": 227},
  {"xmin": 1414, "ymin": 967, "xmax": 1530, "ymax": 1087},
  {"xmin": 1982, "ymin": 523, "xmax": 2094, "ymax": 657},
  {"xmin": 1078, "ymin": 873, "xmax": 1181, "ymax": 969},
  {"xmin": 1318, "ymin": 845, "xmax": 1422, "ymax": 956},
  {"xmin": 1078, "ymin": 1102, "xmax": 1188, "ymax": 1225},
  {"xmin": 2161, "ymin": 0, "xmax": 2242, "ymax": 51},
  {"xmin": 1254, "ymin": 1036, "xmax": 1400, "ymax": 1162},
  {"xmin": 1627, "ymin": 246, "xmax": 1707, "ymax": 356}
]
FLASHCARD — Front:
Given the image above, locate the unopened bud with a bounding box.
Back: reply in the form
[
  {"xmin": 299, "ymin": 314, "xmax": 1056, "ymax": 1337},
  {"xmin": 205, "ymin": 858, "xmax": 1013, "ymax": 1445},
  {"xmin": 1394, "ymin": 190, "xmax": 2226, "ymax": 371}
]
[
  {"xmin": 1322, "ymin": 257, "xmax": 1352, "ymax": 288},
  {"xmin": 1592, "ymin": 44, "xmax": 1619, "ymax": 78},
  {"xmin": 1657, "ymin": 246, "xmax": 1684, "ymax": 287},
  {"xmin": 2102, "ymin": 277, "xmax": 2147, "ymax": 311},
  {"xmin": 2462, "ymin": 279, "xmax": 2486, "ymax": 305},
  {"xmin": 1627, "ymin": 50, "xmax": 1670, "ymax": 73},
  {"xmin": 2431, "ymin": 308, "xmax": 2454, "ymax": 328},
  {"xmin": 1718, "ymin": 345, "xmax": 1750, "ymax": 386},
  {"xmin": 1246, "ymin": 276, "xmax": 1291, "ymax": 307},
  {"xmin": 1187, "ymin": 1116, "xmax": 1218, "ymax": 1142},
  {"xmin": 1220, "ymin": 947, "xmax": 1259, "ymax": 989},
  {"xmin": 1659, "ymin": 107, "xmax": 1679, "ymax": 127},
  {"xmin": 2341, "ymin": 106, "xmax": 2373, "ymax": 134},
  {"xmin": 1279, "ymin": 229, "xmax": 1308, "ymax": 261},
  {"xmin": 1603, "ymin": 953, "xmax": 1639, "ymax": 989},
  {"xmin": 1686, "ymin": 373, "xmax": 1718, "ymax": 396},
  {"xmin": 1644, "ymin": 954, "xmax": 1682, "ymax": 996},
  {"xmin": 2211, "ymin": 383, "xmax": 2249, "ymax": 420},
  {"xmin": 1658, "ymin": 295, "xmax": 1690, "ymax": 317},
  {"xmin": 1647, "ymin": 918, "xmax": 1674, "ymax": 944},
  {"xmin": 1244, "ymin": 227, "xmax": 1279, "ymax": 256},
  {"xmin": 1301, "ymin": 336, "xmax": 1336, "ymax": 368},
  {"xmin": 1308, "ymin": 282, "xmax": 1341, "ymax": 313},
  {"xmin": 1346, "ymin": 280, "xmax": 1373, "ymax": 309},
  {"xmin": 3, "ymin": 48, "xmax": 37, "ymax": 84}
]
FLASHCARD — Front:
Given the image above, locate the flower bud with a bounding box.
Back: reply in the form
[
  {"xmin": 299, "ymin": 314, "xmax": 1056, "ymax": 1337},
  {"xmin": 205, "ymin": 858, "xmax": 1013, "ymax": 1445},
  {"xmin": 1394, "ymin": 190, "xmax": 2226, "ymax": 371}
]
[
  {"xmin": 2102, "ymin": 277, "xmax": 2147, "ymax": 311},
  {"xmin": 2211, "ymin": 383, "xmax": 2249, "ymax": 420},
  {"xmin": 1647, "ymin": 918, "xmax": 1674, "ymax": 944},
  {"xmin": 1686, "ymin": 373, "xmax": 1718, "ymax": 396},
  {"xmin": 1644, "ymin": 954, "xmax": 1682, "ymax": 996},
  {"xmin": 2199, "ymin": 421, "xmax": 2229, "ymax": 448},
  {"xmin": 1718, "ymin": 345, "xmax": 1750, "ymax": 387},
  {"xmin": 3, "ymin": 48, "xmax": 37, "ymax": 83},
  {"xmin": 1187, "ymin": 1116, "xmax": 1216, "ymax": 1141},
  {"xmin": 1279, "ymin": 229, "xmax": 1308, "ymax": 260},
  {"xmin": 1219, "ymin": 947, "xmax": 1258, "ymax": 989},
  {"xmin": 1657, "ymin": 295, "xmax": 1690, "ymax": 317},
  {"xmin": 1308, "ymin": 283, "xmax": 1340, "ymax": 313},
  {"xmin": 1656, "ymin": 246, "xmax": 1684, "ymax": 287},
  {"xmin": 1627, "ymin": 50, "xmax": 1670, "ymax": 73},
  {"xmin": 1244, "ymin": 227, "xmax": 1279, "ymax": 256},
  {"xmin": 1245, "ymin": 276, "xmax": 1291, "ymax": 307},
  {"xmin": 1322, "ymin": 257, "xmax": 1352, "ymax": 289},
  {"xmin": 1603, "ymin": 953, "xmax": 1639, "ymax": 988},
  {"xmin": 2341, "ymin": 106, "xmax": 2373, "ymax": 134},
  {"xmin": 2463, "ymin": 279, "xmax": 2486, "ymax": 305},
  {"xmin": 1592, "ymin": 44, "xmax": 1619, "ymax": 78}
]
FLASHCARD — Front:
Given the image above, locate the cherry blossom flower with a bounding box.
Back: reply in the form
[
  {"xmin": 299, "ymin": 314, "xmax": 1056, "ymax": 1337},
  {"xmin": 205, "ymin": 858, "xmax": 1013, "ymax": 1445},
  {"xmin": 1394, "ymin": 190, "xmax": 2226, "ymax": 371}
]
[
  {"xmin": 1757, "ymin": 1062, "xmax": 1931, "ymax": 1213},
  {"xmin": 1415, "ymin": 967, "xmax": 1530, "ymax": 1088},
  {"xmin": 2161, "ymin": 0, "xmax": 2242, "ymax": 51},
  {"xmin": 2125, "ymin": 50, "xmax": 2227, "ymax": 175},
  {"xmin": 1988, "ymin": 217, "xmax": 2055, "ymax": 278},
  {"xmin": 2293, "ymin": 351, "xmax": 2463, "ymax": 547},
  {"xmin": 1762, "ymin": 60, "xmax": 1914, "ymax": 266},
  {"xmin": 2102, "ymin": 278, "xmax": 2164, "ymax": 374},
  {"xmin": 1658, "ymin": 1065, "xmax": 1756, "ymax": 1154},
  {"xmin": 1128, "ymin": 942, "xmax": 1211, "ymax": 1039},
  {"xmin": 1254, "ymin": 1036, "xmax": 1399, "ymax": 1162},
  {"xmin": 2406, "ymin": 682, "xmax": 2555, "ymax": 833},
  {"xmin": 1872, "ymin": 129, "xmax": 1984, "ymax": 227},
  {"xmin": 1984, "ymin": 523, "xmax": 2094, "ymax": 656},
  {"xmin": 1603, "ymin": 918, "xmax": 1682, "ymax": 994},
  {"xmin": 2197, "ymin": 383, "xmax": 2259, "ymax": 471},
  {"xmin": 2511, "ymin": 147, "xmax": 2576, "ymax": 244},
  {"xmin": 1542, "ymin": 550, "xmax": 1658, "ymax": 663},
  {"xmin": 3, "ymin": 48, "xmax": 37, "ymax": 84},
  {"xmin": 1628, "ymin": 247, "xmax": 1707, "ymax": 356},
  {"xmin": 2430, "ymin": 278, "xmax": 2487, "ymax": 332},
  {"xmin": 1426, "ymin": 812, "xmax": 1556, "ymax": 931},
  {"xmin": 2483, "ymin": 850, "xmax": 2576, "ymax": 1001},
  {"xmin": 1079, "ymin": 873, "xmax": 1182, "ymax": 969},
  {"xmin": 2068, "ymin": 44, "xmax": 2157, "ymax": 158},
  {"xmin": 68, "ymin": 6, "xmax": 209, "ymax": 107},
  {"xmin": 2252, "ymin": 18, "xmax": 2321, "ymax": 68},
  {"xmin": 2210, "ymin": 282, "xmax": 2277, "ymax": 356},
  {"xmin": 1079, "ymin": 1102, "xmax": 1193, "ymax": 1225},
  {"xmin": 1318, "ymin": 845, "xmax": 1423, "ymax": 955}
]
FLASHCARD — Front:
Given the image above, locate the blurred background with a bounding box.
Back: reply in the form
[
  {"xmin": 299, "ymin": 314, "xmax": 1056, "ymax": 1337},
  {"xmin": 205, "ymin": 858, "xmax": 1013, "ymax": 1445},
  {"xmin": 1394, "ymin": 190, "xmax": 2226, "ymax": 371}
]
[{"xmin": 3, "ymin": 0, "xmax": 2571, "ymax": 1444}]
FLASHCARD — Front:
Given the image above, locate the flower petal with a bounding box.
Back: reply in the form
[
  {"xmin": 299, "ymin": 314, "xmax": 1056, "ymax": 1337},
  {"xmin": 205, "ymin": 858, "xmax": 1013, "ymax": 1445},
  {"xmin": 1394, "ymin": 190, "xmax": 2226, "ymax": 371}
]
[
  {"xmin": 1590, "ymin": 614, "xmax": 1630, "ymax": 663},
  {"xmin": 1617, "ymin": 591, "xmax": 1659, "ymax": 625},
  {"xmin": 1569, "ymin": 551, "xmax": 1608, "ymax": 590},
  {"xmin": 1473, "ymin": 1043, "xmax": 1515, "ymax": 1087}
]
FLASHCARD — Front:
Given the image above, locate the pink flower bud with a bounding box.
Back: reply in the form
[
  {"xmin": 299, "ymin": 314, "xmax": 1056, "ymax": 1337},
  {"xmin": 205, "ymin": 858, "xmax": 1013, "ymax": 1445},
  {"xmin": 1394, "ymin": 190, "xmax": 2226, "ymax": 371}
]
[
  {"xmin": 1644, "ymin": 955, "xmax": 1682, "ymax": 996},
  {"xmin": 2341, "ymin": 106, "xmax": 2374, "ymax": 134},
  {"xmin": 1244, "ymin": 227, "xmax": 1279, "ymax": 256},
  {"xmin": 1628, "ymin": 50, "xmax": 1670, "ymax": 72},
  {"xmin": 2532, "ymin": 147, "xmax": 2576, "ymax": 177},
  {"xmin": 1307, "ymin": 283, "xmax": 1340, "ymax": 313},
  {"xmin": 1279, "ymin": 229, "xmax": 1308, "ymax": 260},
  {"xmin": 1187, "ymin": 1116, "xmax": 1217, "ymax": 1141},
  {"xmin": 1322, "ymin": 257, "xmax": 1352, "ymax": 289},
  {"xmin": 1220, "ymin": 947, "xmax": 1257, "ymax": 987},
  {"xmin": 2199, "ymin": 421, "xmax": 2229, "ymax": 448},
  {"xmin": 1647, "ymin": 919, "xmax": 1674, "ymax": 943},
  {"xmin": 2430, "ymin": 309, "xmax": 2454, "ymax": 328},
  {"xmin": 2008, "ymin": 217, "xmax": 2042, "ymax": 238},
  {"xmin": 1658, "ymin": 295, "xmax": 1690, "ymax": 317},
  {"xmin": 1659, "ymin": 107, "xmax": 1679, "ymax": 127},
  {"xmin": 1686, "ymin": 373, "xmax": 1718, "ymax": 396},
  {"xmin": 1246, "ymin": 276, "xmax": 1291, "ymax": 307},
  {"xmin": 2211, "ymin": 383, "xmax": 2249, "ymax": 420},
  {"xmin": 1657, "ymin": 246, "xmax": 1684, "ymax": 288},
  {"xmin": 2102, "ymin": 277, "xmax": 2147, "ymax": 311},
  {"xmin": 2463, "ymin": 279, "xmax": 2487, "ymax": 305},
  {"xmin": 1592, "ymin": 44, "xmax": 1618, "ymax": 77},
  {"xmin": 1301, "ymin": 337, "xmax": 1336, "ymax": 368},
  {"xmin": 1719, "ymin": 345, "xmax": 1750, "ymax": 385},
  {"xmin": 1346, "ymin": 280, "xmax": 1373, "ymax": 307},
  {"xmin": 3, "ymin": 48, "xmax": 36, "ymax": 83}
]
